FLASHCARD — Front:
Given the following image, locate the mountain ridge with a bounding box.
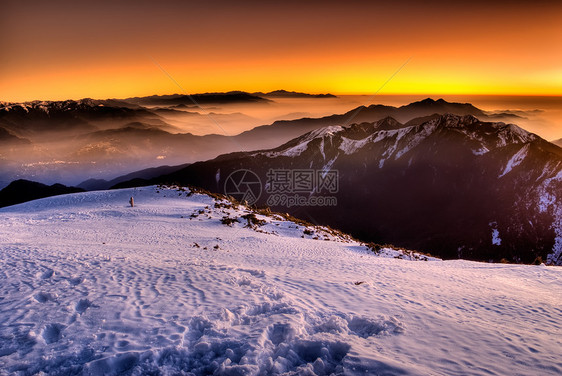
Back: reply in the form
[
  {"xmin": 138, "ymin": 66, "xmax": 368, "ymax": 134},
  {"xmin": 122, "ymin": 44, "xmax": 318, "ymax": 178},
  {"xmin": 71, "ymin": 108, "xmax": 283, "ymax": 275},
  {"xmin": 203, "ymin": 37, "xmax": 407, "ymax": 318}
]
[
  {"xmin": 0, "ymin": 97, "xmax": 538, "ymax": 191},
  {"xmin": 252, "ymin": 90, "xmax": 337, "ymax": 98},
  {"xmin": 0, "ymin": 179, "xmax": 85, "ymax": 208},
  {"xmin": 124, "ymin": 113, "xmax": 562, "ymax": 265}
]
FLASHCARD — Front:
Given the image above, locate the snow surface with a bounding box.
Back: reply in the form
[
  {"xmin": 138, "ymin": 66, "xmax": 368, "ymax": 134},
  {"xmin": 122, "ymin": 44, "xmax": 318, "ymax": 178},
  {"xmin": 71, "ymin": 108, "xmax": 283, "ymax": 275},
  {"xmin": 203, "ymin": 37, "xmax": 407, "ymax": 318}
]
[
  {"xmin": 263, "ymin": 115, "xmax": 537, "ymax": 172},
  {"xmin": 538, "ymin": 168, "xmax": 562, "ymax": 265},
  {"xmin": 499, "ymin": 144, "xmax": 529, "ymax": 178},
  {"xmin": 264, "ymin": 127, "xmax": 343, "ymax": 158},
  {"xmin": 0, "ymin": 187, "xmax": 561, "ymax": 375},
  {"xmin": 491, "ymin": 229, "xmax": 502, "ymax": 246},
  {"xmin": 471, "ymin": 146, "xmax": 489, "ymax": 156}
]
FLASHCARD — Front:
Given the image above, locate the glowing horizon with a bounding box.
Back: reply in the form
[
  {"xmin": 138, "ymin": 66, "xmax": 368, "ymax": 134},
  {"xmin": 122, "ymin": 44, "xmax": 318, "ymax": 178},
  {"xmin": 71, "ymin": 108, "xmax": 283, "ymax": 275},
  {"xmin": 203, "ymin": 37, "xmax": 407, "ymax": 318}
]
[{"xmin": 2, "ymin": 1, "xmax": 561, "ymax": 102}]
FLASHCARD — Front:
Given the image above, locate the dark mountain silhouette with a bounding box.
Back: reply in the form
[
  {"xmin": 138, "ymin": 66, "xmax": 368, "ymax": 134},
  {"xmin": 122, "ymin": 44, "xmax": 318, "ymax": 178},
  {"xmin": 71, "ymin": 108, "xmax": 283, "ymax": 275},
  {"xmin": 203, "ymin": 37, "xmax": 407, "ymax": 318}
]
[
  {"xmin": 122, "ymin": 90, "xmax": 335, "ymax": 106},
  {"xmin": 121, "ymin": 92, "xmax": 270, "ymax": 107},
  {"xmin": 78, "ymin": 163, "xmax": 190, "ymax": 191},
  {"xmin": 0, "ymin": 97, "xmax": 530, "ymax": 191},
  {"xmin": 233, "ymin": 98, "xmax": 522, "ymax": 150},
  {"xmin": 1, "ymin": 97, "xmax": 520, "ymax": 153},
  {"xmin": 0, "ymin": 179, "xmax": 85, "ymax": 208},
  {"xmin": 0, "ymin": 99, "xmax": 165, "ymax": 139},
  {"xmin": 253, "ymin": 90, "xmax": 337, "ymax": 98},
  {"xmin": 127, "ymin": 114, "xmax": 562, "ymax": 265},
  {"xmin": 72, "ymin": 98, "xmax": 501, "ymax": 167}
]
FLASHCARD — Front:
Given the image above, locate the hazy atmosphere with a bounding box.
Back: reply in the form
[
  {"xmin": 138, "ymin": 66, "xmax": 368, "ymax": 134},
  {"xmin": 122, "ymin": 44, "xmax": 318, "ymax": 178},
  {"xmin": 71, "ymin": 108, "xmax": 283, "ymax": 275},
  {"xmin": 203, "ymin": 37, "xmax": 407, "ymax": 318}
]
[
  {"xmin": 1, "ymin": 1, "xmax": 561, "ymax": 375},
  {"xmin": 2, "ymin": 0, "xmax": 562, "ymax": 101}
]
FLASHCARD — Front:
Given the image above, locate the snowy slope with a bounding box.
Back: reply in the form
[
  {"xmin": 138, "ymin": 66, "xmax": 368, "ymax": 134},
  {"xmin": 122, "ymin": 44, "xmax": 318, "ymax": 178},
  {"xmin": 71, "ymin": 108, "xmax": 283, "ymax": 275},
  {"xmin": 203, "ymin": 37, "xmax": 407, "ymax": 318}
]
[
  {"xmin": 164, "ymin": 114, "xmax": 562, "ymax": 264},
  {"xmin": 261, "ymin": 115, "xmax": 538, "ymax": 161},
  {"xmin": 0, "ymin": 187, "xmax": 561, "ymax": 375}
]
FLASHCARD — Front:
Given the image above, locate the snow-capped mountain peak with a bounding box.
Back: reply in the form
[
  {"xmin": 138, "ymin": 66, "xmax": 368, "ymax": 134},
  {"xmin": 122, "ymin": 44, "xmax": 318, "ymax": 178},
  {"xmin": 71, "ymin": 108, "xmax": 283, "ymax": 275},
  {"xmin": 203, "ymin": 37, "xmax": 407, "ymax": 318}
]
[
  {"xmin": 261, "ymin": 114, "xmax": 538, "ymax": 161},
  {"xmin": 0, "ymin": 98, "xmax": 127, "ymax": 115},
  {"xmin": 158, "ymin": 114, "xmax": 562, "ymax": 265}
]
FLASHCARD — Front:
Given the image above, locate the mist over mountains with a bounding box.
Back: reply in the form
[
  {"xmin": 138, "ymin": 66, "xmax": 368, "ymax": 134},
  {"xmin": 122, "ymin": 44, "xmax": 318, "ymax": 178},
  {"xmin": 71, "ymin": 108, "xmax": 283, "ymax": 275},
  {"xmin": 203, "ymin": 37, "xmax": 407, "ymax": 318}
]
[
  {"xmin": 119, "ymin": 114, "xmax": 562, "ymax": 265},
  {"xmin": 3, "ymin": 1, "xmax": 562, "ymax": 373},
  {"xmin": 0, "ymin": 94, "xmax": 527, "ymax": 188},
  {"xmin": 2, "ymin": 94, "xmax": 562, "ymax": 265}
]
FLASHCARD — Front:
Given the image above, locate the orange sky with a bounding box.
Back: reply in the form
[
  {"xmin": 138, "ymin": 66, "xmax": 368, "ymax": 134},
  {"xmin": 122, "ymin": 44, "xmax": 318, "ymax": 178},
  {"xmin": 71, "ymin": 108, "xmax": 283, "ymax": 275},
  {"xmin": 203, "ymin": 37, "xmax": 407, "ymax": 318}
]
[{"xmin": 1, "ymin": 0, "xmax": 561, "ymax": 102}]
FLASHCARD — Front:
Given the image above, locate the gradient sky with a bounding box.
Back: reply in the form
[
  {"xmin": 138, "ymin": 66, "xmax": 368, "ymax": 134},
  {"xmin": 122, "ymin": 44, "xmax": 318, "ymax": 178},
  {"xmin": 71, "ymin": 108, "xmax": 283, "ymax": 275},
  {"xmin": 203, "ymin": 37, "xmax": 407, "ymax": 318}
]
[{"xmin": 2, "ymin": 0, "xmax": 561, "ymax": 101}]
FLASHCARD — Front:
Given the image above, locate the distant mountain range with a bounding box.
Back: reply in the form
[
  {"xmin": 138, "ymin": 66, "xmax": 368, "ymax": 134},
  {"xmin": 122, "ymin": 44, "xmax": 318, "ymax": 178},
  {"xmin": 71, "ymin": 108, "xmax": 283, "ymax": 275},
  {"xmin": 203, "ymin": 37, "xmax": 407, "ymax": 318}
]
[
  {"xmin": 77, "ymin": 163, "xmax": 190, "ymax": 191},
  {"xmin": 0, "ymin": 180, "xmax": 84, "ymax": 208},
  {"xmin": 0, "ymin": 164, "xmax": 192, "ymax": 206},
  {"xmin": 0, "ymin": 90, "xmax": 334, "ymax": 138},
  {"xmin": 233, "ymin": 98, "xmax": 523, "ymax": 149},
  {"xmin": 0, "ymin": 96, "xmax": 518, "ymax": 143},
  {"xmin": 123, "ymin": 90, "xmax": 336, "ymax": 105},
  {"xmin": 120, "ymin": 114, "xmax": 562, "ymax": 265},
  {"xmin": 0, "ymin": 98, "xmax": 166, "ymax": 138},
  {"xmin": 121, "ymin": 91, "xmax": 271, "ymax": 107},
  {"xmin": 0, "ymin": 97, "xmax": 524, "ymax": 188},
  {"xmin": 3, "ymin": 95, "xmax": 561, "ymax": 265},
  {"xmin": 253, "ymin": 90, "xmax": 337, "ymax": 98}
]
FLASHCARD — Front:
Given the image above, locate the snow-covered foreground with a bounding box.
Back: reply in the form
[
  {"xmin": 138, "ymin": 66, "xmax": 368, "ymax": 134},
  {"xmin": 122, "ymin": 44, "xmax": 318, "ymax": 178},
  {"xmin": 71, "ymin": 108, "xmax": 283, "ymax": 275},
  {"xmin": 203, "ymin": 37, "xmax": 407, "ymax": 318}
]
[{"xmin": 0, "ymin": 187, "xmax": 560, "ymax": 376}]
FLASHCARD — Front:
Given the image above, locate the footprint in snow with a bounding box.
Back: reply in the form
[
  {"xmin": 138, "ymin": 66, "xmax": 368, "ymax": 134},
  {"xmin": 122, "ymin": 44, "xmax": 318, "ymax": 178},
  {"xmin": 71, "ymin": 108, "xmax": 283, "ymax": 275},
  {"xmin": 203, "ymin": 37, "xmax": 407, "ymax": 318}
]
[
  {"xmin": 238, "ymin": 268, "xmax": 266, "ymax": 278},
  {"xmin": 313, "ymin": 315, "xmax": 404, "ymax": 338},
  {"xmin": 68, "ymin": 276, "xmax": 83, "ymax": 286},
  {"xmin": 346, "ymin": 316, "xmax": 404, "ymax": 338},
  {"xmin": 268, "ymin": 323, "xmax": 296, "ymax": 345},
  {"xmin": 42, "ymin": 323, "xmax": 65, "ymax": 344},
  {"xmin": 75, "ymin": 299, "xmax": 92, "ymax": 314},
  {"xmin": 34, "ymin": 292, "xmax": 55, "ymax": 303},
  {"xmin": 39, "ymin": 269, "xmax": 54, "ymax": 279}
]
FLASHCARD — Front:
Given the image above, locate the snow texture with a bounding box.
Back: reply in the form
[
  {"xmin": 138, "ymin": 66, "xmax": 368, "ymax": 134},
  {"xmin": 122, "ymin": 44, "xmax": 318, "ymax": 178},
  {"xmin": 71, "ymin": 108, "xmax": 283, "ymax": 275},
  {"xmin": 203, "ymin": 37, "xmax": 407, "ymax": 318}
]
[
  {"xmin": 499, "ymin": 144, "xmax": 529, "ymax": 178},
  {"xmin": 0, "ymin": 186, "xmax": 561, "ymax": 375},
  {"xmin": 263, "ymin": 115, "xmax": 537, "ymax": 171},
  {"xmin": 492, "ymin": 230, "xmax": 502, "ymax": 246},
  {"xmin": 265, "ymin": 126, "xmax": 343, "ymax": 158},
  {"xmin": 538, "ymin": 169, "xmax": 562, "ymax": 265}
]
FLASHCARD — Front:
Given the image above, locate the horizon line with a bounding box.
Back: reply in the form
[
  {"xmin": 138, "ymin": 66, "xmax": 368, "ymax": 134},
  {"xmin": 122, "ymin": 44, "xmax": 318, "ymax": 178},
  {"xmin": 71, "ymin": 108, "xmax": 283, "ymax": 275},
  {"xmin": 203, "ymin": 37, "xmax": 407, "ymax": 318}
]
[{"xmin": 3, "ymin": 92, "xmax": 562, "ymax": 103}]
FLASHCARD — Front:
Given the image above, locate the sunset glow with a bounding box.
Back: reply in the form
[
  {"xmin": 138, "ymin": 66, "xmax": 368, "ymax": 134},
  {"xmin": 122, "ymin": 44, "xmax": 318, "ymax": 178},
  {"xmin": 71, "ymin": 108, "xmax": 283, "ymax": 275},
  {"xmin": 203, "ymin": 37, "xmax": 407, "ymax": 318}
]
[
  {"xmin": 2, "ymin": 0, "xmax": 561, "ymax": 102},
  {"xmin": 3, "ymin": 2, "xmax": 562, "ymax": 374}
]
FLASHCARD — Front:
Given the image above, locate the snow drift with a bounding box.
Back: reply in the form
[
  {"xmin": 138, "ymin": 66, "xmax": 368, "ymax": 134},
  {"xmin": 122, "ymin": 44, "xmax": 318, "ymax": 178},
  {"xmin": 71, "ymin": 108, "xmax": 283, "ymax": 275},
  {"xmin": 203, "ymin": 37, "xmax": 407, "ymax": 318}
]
[{"xmin": 0, "ymin": 187, "xmax": 560, "ymax": 375}]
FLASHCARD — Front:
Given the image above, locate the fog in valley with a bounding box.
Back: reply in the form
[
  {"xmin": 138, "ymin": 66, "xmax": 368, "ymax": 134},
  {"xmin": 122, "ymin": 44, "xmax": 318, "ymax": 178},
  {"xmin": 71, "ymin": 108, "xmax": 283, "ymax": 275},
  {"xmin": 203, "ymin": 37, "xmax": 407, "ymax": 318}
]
[{"xmin": 1, "ymin": 93, "xmax": 561, "ymax": 189}]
